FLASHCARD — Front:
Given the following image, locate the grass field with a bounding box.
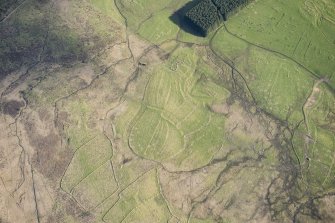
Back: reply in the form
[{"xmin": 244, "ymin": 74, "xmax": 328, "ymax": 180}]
[
  {"xmin": 115, "ymin": 46, "xmax": 231, "ymax": 171},
  {"xmin": 61, "ymin": 134, "xmax": 113, "ymax": 192},
  {"xmin": 138, "ymin": 9, "xmax": 179, "ymax": 44},
  {"xmin": 224, "ymin": 0, "xmax": 335, "ymax": 86},
  {"xmin": 211, "ymin": 29, "xmax": 314, "ymax": 123},
  {"xmin": 209, "ymin": 1, "xmax": 335, "ymax": 199},
  {"xmin": 103, "ymin": 170, "xmax": 171, "ymax": 222},
  {"xmin": 211, "ymin": 21, "xmax": 335, "ymax": 205},
  {"xmin": 90, "ymin": 0, "xmax": 124, "ymax": 24},
  {"xmin": 1, "ymin": 0, "xmax": 334, "ymax": 222},
  {"xmin": 114, "ymin": 0, "xmax": 173, "ymax": 30},
  {"xmin": 292, "ymin": 83, "xmax": 335, "ymax": 193}
]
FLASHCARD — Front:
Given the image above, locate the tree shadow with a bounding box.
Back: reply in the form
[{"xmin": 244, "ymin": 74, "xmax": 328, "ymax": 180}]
[{"xmin": 169, "ymin": 0, "xmax": 205, "ymax": 37}]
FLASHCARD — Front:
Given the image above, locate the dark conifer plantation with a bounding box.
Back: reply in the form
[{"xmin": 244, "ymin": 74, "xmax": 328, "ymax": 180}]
[
  {"xmin": 185, "ymin": 0, "xmax": 252, "ymax": 36},
  {"xmin": 185, "ymin": 0, "xmax": 220, "ymax": 36}
]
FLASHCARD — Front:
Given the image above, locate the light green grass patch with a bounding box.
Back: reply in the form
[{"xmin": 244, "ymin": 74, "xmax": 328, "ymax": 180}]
[
  {"xmin": 293, "ymin": 84, "xmax": 335, "ymax": 192},
  {"xmin": 72, "ymin": 162, "xmax": 118, "ymax": 209},
  {"xmin": 117, "ymin": 46, "xmax": 231, "ymax": 170},
  {"xmin": 103, "ymin": 169, "xmax": 171, "ymax": 223},
  {"xmin": 177, "ymin": 29, "xmax": 212, "ymax": 45},
  {"xmin": 138, "ymin": 10, "xmax": 179, "ymax": 45},
  {"xmin": 190, "ymin": 218, "xmax": 219, "ymax": 223},
  {"xmin": 115, "ymin": 100, "xmax": 143, "ymax": 139},
  {"xmin": 61, "ymin": 134, "xmax": 112, "ymax": 193},
  {"xmin": 211, "ymin": 30, "xmax": 248, "ymax": 59},
  {"xmin": 248, "ymin": 48, "xmax": 314, "ymax": 122},
  {"xmin": 115, "ymin": 0, "xmax": 172, "ymax": 30},
  {"xmin": 64, "ymin": 99, "xmax": 97, "ymax": 149},
  {"xmin": 90, "ymin": 0, "xmax": 124, "ymax": 24},
  {"xmin": 225, "ymin": 0, "xmax": 335, "ymax": 86},
  {"xmin": 212, "ymin": 29, "xmax": 314, "ymax": 123}
]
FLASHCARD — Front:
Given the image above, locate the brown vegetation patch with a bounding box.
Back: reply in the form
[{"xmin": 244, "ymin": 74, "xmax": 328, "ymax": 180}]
[
  {"xmin": 210, "ymin": 102, "xmax": 230, "ymax": 115},
  {"xmin": 0, "ymin": 149, "xmax": 5, "ymax": 169},
  {"xmin": 0, "ymin": 100, "xmax": 24, "ymax": 117},
  {"xmin": 318, "ymin": 196, "xmax": 335, "ymax": 222},
  {"xmin": 159, "ymin": 165, "xmax": 221, "ymax": 215},
  {"xmin": 47, "ymin": 192, "xmax": 95, "ymax": 223},
  {"xmin": 24, "ymin": 110, "xmax": 72, "ymax": 181}
]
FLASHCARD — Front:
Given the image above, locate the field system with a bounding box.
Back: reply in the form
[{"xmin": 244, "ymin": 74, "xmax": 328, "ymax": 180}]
[{"xmin": 0, "ymin": 0, "xmax": 334, "ymax": 222}]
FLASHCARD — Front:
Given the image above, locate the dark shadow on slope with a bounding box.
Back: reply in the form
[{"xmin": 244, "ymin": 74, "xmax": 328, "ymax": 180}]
[
  {"xmin": 0, "ymin": 0, "xmax": 87, "ymax": 80},
  {"xmin": 0, "ymin": 0, "xmax": 115, "ymax": 80},
  {"xmin": 169, "ymin": 0, "xmax": 205, "ymax": 37},
  {"xmin": 0, "ymin": 0, "xmax": 24, "ymax": 21},
  {"xmin": 0, "ymin": 19, "xmax": 87, "ymax": 79}
]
